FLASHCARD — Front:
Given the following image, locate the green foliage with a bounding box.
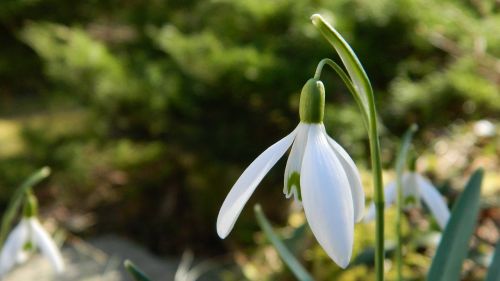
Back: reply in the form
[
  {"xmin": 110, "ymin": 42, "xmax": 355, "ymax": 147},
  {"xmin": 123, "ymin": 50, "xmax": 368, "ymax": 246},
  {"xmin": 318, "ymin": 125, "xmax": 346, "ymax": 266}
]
[
  {"xmin": 254, "ymin": 204, "xmax": 314, "ymax": 281},
  {"xmin": 486, "ymin": 242, "xmax": 500, "ymax": 281},
  {"xmin": 0, "ymin": 1, "xmax": 497, "ymax": 277},
  {"xmin": 427, "ymin": 169, "xmax": 483, "ymax": 281},
  {"xmin": 0, "ymin": 167, "xmax": 50, "ymax": 246}
]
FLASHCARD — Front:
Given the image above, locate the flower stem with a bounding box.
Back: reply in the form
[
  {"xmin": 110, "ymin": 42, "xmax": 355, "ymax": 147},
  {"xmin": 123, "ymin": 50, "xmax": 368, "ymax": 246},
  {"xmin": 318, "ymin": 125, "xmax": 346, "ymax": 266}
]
[
  {"xmin": 314, "ymin": 59, "xmax": 369, "ymax": 128},
  {"xmin": 396, "ymin": 177, "xmax": 403, "ymax": 281},
  {"xmin": 314, "ymin": 60, "xmax": 384, "ymax": 280},
  {"xmin": 367, "ymin": 103, "xmax": 385, "ymax": 281},
  {"xmin": 311, "ymin": 14, "xmax": 386, "ymax": 280}
]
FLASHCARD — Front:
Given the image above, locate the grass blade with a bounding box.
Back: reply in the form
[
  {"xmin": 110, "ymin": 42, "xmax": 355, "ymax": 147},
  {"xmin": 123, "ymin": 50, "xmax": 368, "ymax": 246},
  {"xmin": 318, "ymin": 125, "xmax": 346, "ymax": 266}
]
[
  {"xmin": 427, "ymin": 169, "xmax": 484, "ymax": 281},
  {"xmin": 254, "ymin": 204, "xmax": 314, "ymax": 281}
]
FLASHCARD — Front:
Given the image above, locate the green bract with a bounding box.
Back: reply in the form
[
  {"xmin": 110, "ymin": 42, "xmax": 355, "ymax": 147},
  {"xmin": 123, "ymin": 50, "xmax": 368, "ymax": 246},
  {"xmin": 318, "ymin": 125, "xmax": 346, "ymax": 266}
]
[{"xmin": 299, "ymin": 78, "xmax": 325, "ymax": 123}]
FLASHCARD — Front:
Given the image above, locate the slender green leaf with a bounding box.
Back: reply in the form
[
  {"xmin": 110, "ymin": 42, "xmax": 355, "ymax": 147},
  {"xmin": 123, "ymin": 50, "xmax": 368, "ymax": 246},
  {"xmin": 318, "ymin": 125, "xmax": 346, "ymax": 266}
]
[
  {"xmin": 254, "ymin": 204, "xmax": 314, "ymax": 281},
  {"xmin": 395, "ymin": 124, "xmax": 418, "ymax": 176},
  {"xmin": 124, "ymin": 259, "xmax": 152, "ymax": 281},
  {"xmin": 311, "ymin": 14, "xmax": 373, "ymax": 112},
  {"xmin": 427, "ymin": 169, "xmax": 484, "ymax": 281},
  {"xmin": 0, "ymin": 167, "xmax": 51, "ymax": 247},
  {"xmin": 395, "ymin": 124, "xmax": 418, "ymax": 281},
  {"xmin": 485, "ymin": 241, "xmax": 500, "ymax": 281}
]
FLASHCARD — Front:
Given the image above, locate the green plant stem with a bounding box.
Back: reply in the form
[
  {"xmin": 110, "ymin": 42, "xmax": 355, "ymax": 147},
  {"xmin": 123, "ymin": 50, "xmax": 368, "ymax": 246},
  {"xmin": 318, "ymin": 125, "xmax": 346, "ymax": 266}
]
[
  {"xmin": 396, "ymin": 175, "xmax": 403, "ymax": 281},
  {"xmin": 367, "ymin": 99, "xmax": 385, "ymax": 281},
  {"xmin": 312, "ymin": 15, "xmax": 385, "ymax": 280},
  {"xmin": 394, "ymin": 125, "xmax": 418, "ymax": 281},
  {"xmin": 314, "ymin": 59, "xmax": 368, "ymax": 128},
  {"xmin": 315, "ymin": 59, "xmax": 384, "ymax": 281}
]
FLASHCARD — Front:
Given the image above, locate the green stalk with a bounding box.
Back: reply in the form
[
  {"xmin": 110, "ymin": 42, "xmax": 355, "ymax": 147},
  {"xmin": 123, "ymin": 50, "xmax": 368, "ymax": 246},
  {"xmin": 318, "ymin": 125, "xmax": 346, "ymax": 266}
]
[
  {"xmin": 311, "ymin": 14, "xmax": 385, "ymax": 280},
  {"xmin": 394, "ymin": 125, "xmax": 418, "ymax": 281},
  {"xmin": 368, "ymin": 105, "xmax": 385, "ymax": 281}
]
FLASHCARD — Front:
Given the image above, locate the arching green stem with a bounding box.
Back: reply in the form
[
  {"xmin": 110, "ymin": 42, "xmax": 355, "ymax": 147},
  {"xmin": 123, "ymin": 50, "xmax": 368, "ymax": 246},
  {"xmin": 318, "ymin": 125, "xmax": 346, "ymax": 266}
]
[
  {"xmin": 314, "ymin": 58, "xmax": 369, "ymax": 129},
  {"xmin": 311, "ymin": 14, "xmax": 385, "ymax": 281}
]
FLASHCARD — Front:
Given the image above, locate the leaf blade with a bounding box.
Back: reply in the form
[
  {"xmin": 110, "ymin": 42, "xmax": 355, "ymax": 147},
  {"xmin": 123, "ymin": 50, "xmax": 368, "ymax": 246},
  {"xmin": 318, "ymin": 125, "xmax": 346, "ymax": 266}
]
[
  {"xmin": 254, "ymin": 204, "xmax": 314, "ymax": 281},
  {"xmin": 427, "ymin": 169, "xmax": 484, "ymax": 281},
  {"xmin": 485, "ymin": 241, "xmax": 500, "ymax": 281}
]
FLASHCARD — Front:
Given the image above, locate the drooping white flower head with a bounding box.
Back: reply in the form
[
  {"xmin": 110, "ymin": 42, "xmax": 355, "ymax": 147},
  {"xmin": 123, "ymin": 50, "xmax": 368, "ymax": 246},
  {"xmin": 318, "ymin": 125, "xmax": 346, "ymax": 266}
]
[
  {"xmin": 0, "ymin": 195, "xmax": 64, "ymax": 277},
  {"xmin": 364, "ymin": 172, "xmax": 450, "ymax": 229},
  {"xmin": 217, "ymin": 79, "xmax": 365, "ymax": 268}
]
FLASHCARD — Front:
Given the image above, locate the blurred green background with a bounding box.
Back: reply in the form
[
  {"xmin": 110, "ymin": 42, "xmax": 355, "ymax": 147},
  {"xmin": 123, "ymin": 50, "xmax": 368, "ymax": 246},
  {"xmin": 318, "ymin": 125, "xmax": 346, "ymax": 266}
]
[{"xmin": 0, "ymin": 0, "xmax": 498, "ymax": 280}]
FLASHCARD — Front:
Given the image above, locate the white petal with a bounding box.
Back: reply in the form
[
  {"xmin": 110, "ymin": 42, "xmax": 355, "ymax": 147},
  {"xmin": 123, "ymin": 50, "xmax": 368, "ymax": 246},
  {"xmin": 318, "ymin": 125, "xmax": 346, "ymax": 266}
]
[
  {"xmin": 323, "ymin": 126, "xmax": 365, "ymax": 222},
  {"xmin": 284, "ymin": 123, "xmax": 310, "ymax": 200},
  {"xmin": 363, "ymin": 180, "xmax": 397, "ymax": 222},
  {"xmin": 415, "ymin": 175, "xmax": 450, "ymax": 229},
  {"xmin": 29, "ymin": 218, "xmax": 64, "ymax": 273},
  {"xmin": 0, "ymin": 221, "xmax": 29, "ymax": 276},
  {"xmin": 300, "ymin": 124, "xmax": 353, "ymax": 268},
  {"xmin": 403, "ymin": 173, "xmax": 421, "ymax": 208},
  {"xmin": 216, "ymin": 127, "xmax": 298, "ymax": 238}
]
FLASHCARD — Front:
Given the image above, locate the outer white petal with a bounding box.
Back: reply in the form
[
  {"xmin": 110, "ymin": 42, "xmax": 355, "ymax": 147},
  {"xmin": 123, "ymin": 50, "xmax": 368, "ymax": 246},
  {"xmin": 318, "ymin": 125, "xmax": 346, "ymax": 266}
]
[
  {"xmin": 415, "ymin": 174, "xmax": 450, "ymax": 229},
  {"xmin": 363, "ymin": 180, "xmax": 397, "ymax": 222},
  {"xmin": 216, "ymin": 127, "xmax": 298, "ymax": 238},
  {"xmin": 28, "ymin": 218, "xmax": 64, "ymax": 273},
  {"xmin": 0, "ymin": 220, "xmax": 29, "ymax": 276},
  {"xmin": 284, "ymin": 123, "xmax": 310, "ymax": 200},
  {"xmin": 301, "ymin": 124, "xmax": 353, "ymax": 268},
  {"xmin": 322, "ymin": 126, "xmax": 365, "ymax": 222}
]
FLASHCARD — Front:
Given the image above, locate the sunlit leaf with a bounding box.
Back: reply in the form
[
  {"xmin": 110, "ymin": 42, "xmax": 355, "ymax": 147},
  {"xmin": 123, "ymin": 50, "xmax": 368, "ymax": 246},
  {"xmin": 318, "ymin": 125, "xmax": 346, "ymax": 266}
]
[
  {"xmin": 485, "ymin": 241, "xmax": 500, "ymax": 281},
  {"xmin": 254, "ymin": 204, "xmax": 314, "ymax": 281},
  {"xmin": 427, "ymin": 169, "xmax": 483, "ymax": 281}
]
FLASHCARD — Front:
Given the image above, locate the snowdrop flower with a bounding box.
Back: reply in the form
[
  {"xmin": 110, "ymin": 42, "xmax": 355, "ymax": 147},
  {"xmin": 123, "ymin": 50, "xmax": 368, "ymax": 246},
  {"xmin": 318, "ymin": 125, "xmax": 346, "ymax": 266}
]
[
  {"xmin": 217, "ymin": 78, "xmax": 365, "ymax": 268},
  {"xmin": 0, "ymin": 194, "xmax": 64, "ymax": 277},
  {"xmin": 364, "ymin": 172, "xmax": 450, "ymax": 229}
]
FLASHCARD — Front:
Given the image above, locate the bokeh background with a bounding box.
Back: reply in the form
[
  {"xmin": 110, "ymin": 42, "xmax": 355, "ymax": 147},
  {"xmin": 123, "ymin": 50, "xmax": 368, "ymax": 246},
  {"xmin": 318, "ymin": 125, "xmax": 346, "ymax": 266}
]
[{"xmin": 0, "ymin": 0, "xmax": 498, "ymax": 280}]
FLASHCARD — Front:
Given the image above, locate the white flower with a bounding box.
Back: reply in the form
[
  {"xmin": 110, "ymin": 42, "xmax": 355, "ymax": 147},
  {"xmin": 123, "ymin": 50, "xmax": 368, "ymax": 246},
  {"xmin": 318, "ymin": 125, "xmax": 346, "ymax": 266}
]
[
  {"xmin": 217, "ymin": 78, "xmax": 364, "ymax": 268},
  {"xmin": 0, "ymin": 217, "xmax": 64, "ymax": 277},
  {"xmin": 364, "ymin": 172, "xmax": 450, "ymax": 229},
  {"xmin": 473, "ymin": 120, "xmax": 496, "ymax": 137}
]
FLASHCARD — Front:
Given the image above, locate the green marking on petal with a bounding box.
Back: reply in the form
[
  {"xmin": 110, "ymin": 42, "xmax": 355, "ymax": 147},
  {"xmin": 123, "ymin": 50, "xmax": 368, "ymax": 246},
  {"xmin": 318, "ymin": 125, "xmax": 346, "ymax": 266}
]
[
  {"xmin": 404, "ymin": 195, "xmax": 417, "ymax": 206},
  {"xmin": 287, "ymin": 172, "xmax": 302, "ymax": 201},
  {"xmin": 23, "ymin": 241, "xmax": 33, "ymax": 251}
]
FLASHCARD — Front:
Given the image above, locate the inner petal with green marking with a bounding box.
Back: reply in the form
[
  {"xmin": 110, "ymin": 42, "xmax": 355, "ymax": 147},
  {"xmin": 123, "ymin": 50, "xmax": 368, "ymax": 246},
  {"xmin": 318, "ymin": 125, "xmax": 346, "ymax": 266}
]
[{"xmin": 286, "ymin": 171, "xmax": 302, "ymax": 201}]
